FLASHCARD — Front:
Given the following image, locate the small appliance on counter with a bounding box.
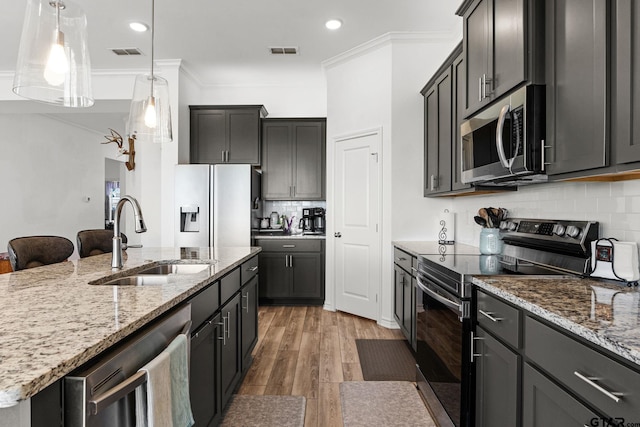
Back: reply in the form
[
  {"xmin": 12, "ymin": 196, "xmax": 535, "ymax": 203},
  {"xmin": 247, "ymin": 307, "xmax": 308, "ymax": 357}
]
[
  {"xmin": 590, "ymin": 238, "xmax": 640, "ymax": 285},
  {"xmin": 300, "ymin": 207, "xmax": 325, "ymax": 234}
]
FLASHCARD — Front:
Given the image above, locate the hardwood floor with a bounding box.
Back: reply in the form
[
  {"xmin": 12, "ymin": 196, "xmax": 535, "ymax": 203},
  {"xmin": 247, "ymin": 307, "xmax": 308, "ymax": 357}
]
[{"xmin": 237, "ymin": 306, "xmax": 405, "ymax": 427}]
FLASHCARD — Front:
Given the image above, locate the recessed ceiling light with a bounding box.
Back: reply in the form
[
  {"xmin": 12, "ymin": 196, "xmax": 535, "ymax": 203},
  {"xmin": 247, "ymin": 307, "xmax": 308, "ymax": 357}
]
[
  {"xmin": 129, "ymin": 22, "xmax": 149, "ymax": 32},
  {"xmin": 325, "ymin": 19, "xmax": 343, "ymax": 30}
]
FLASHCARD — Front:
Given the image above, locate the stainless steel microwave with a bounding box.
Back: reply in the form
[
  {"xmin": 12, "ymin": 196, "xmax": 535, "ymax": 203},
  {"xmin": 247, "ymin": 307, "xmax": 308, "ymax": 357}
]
[{"xmin": 460, "ymin": 84, "xmax": 547, "ymax": 185}]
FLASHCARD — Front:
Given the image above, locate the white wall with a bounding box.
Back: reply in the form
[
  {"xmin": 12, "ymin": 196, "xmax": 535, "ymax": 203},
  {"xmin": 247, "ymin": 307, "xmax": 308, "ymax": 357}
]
[
  {"xmin": 0, "ymin": 114, "xmax": 125, "ymax": 258},
  {"xmin": 324, "ymin": 33, "xmax": 460, "ymax": 326}
]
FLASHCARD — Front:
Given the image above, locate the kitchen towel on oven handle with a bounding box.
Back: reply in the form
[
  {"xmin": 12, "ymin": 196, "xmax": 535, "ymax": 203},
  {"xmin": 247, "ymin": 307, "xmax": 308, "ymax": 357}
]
[{"xmin": 590, "ymin": 238, "xmax": 640, "ymax": 285}]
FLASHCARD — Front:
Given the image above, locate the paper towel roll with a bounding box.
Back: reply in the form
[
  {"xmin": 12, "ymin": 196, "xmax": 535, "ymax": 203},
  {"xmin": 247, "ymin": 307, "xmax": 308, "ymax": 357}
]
[{"xmin": 438, "ymin": 211, "xmax": 455, "ymax": 245}]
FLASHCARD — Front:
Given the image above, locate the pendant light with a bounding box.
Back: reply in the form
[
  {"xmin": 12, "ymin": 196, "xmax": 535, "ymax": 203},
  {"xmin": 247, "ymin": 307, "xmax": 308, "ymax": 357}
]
[
  {"xmin": 12, "ymin": 0, "xmax": 94, "ymax": 107},
  {"xmin": 127, "ymin": 0, "xmax": 172, "ymax": 143}
]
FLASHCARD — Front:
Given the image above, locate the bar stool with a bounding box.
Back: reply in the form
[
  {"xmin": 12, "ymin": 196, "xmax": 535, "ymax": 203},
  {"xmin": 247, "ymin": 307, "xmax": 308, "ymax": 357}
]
[
  {"xmin": 7, "ymin": 236, "xmax": 75, "ymax": 271},
  {"xmin": 77, "ymin": 229, "xmax": 128, "ymax": 258}
]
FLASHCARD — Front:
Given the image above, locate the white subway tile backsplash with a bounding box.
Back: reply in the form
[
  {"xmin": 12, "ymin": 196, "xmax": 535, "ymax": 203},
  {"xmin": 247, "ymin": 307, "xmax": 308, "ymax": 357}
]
[{"xmin": 449, "ymin": 179, "xmax": 640, "ymax": 246}]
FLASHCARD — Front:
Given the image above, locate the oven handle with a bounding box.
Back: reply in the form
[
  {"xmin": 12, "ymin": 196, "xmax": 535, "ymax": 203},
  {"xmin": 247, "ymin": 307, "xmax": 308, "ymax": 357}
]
[
  {"xmin": 416, "ymin": 275, "xmax": 461, "ymax": 313},
  {"xmin": 496, "ymin": 104, "xmax": 513, "ymax": 169}
]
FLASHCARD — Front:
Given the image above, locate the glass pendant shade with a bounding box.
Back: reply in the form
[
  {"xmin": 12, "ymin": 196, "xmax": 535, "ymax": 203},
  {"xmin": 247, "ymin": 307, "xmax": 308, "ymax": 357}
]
[
  {"xmin": 12, "ymin": 0, "xmax": 93, "ymax": 107},
  {"xmin": 127, "ymin": 74, "xmax": 173, "ymax": 143}
]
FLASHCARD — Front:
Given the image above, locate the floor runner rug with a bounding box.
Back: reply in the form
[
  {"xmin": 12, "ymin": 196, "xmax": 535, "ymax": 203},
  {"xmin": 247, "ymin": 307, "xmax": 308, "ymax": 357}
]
[
  {"xmin": 355, "ymin": 339, "xmax": 416, "ymax": 381},
  {"xmin": 340, "ymin": 381, "xmax": 436, "ymax": 427},
  {"xmin": 220, "ymin": 395, "xmax": 306, "ymax": 427}
]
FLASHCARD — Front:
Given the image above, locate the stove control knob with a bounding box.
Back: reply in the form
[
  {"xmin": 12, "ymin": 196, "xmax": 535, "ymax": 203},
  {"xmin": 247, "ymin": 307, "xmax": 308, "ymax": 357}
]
[
  {"xmin": 508, "ymin": 221, "xmax": 518, "ymax": 231},
  {"xmin": 566, "ymin": 225, "xmax": 581, "ymax": 238},
  {"xmin": 553, "ymin": 224, "xmax": 566, "ymax": 236}
]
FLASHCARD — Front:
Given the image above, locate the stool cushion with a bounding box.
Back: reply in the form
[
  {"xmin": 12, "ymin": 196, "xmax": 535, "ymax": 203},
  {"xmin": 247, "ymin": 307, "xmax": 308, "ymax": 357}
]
[
  {"xmin": 7, "ymin": 236, "xmax": 74, "ymax": 271},
  {"xmin": 77, "ymin": 229, "xmax": 128, "ymax": 258}
]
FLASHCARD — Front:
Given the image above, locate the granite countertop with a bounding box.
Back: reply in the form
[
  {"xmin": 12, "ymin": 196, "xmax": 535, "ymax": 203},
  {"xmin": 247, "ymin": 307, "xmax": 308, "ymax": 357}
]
[
  {"xmin": 0, "ymin": 246, "xmax": 260, "ymax": 408},
  {"xmin": 393, "ymin": 240, "xmax": 479, "ymax": 257},
  {"xmin": 473, "ymin": 275, "xmax": 640, "ymax": 367}
]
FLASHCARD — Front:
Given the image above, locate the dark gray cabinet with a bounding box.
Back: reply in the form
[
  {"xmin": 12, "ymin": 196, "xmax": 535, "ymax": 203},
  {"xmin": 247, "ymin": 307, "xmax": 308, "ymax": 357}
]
[
  {"xmin": 190, "ymin": 312, "xmax": 222, "ymax": 427},
  {"xmin": 220, "ymin": 293, "xmax": 241, "ymax": 409},
  {"xmin": 188, "ymin": 255, "xmax": 259, "ymax": 427},
  {"xmin": 423, "ymin": 62, "xmax": 453, "ymax": 195},
  {"xmin": 392, "ymin": 247, "xmax": 416, "ymax": 350},
  {"xmin": 544, "ymin": 0, "xmax": 608, "ymax": 176},
  {"xmin": 522, "ymin": 363, "xmax": 598, "ymax": 427},
  {"xmin": 474, "ymin": 327, "xmax": 520, "ymax": 427},
  {"xmin": 451, "ymin": 50, "xmax": 471, "ymax": 192},
  {"xmin": 458, "ymin": 0, "xmax": 528, "ymax": 117},
  {"xmin": 240, "ymin": 275, "xmax": 258, "ymax": 371},
  {"xmin": 614, "ymin": 0, "xmax": 640, "ymax": 165},
  {"xmin": 261, "ymin": 119, "xmax": 326, "ymax": 200},
  {"xmin": 190, "ymin": 105, "xmax": 267, "ymax": 165},
  {"xmin": 258, "ymin": 239, "xmax": 325, "ymax": 305}
]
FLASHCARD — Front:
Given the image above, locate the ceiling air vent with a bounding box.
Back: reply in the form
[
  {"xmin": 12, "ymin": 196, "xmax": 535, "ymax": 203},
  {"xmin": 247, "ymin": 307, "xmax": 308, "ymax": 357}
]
[
  {"xmin": 110, "ymin": 48, "xmax": 143, "ymax": 56},
  {"xmin": 269, "ymin": 46, "xmax": 299, "ymax": 55}
]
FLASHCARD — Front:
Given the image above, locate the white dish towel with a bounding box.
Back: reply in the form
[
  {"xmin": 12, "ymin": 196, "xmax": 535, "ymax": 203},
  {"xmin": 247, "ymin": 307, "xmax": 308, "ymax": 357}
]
[{"xmin": 135, "ymin": 334, "xmax": 194, "ymax": 427}]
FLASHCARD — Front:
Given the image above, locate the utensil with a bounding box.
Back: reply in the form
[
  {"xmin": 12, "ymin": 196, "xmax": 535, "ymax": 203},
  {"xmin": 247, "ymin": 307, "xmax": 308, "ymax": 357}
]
[
  {"xmin": 486, "ymin": 207, "xmax": 500, "ymax": 228},
  {"xmin": 478, "ymin": 208, "xmax": 492, "ymax": 228},
  {"xmin": 474, "ymin": 216, "xmax": 487, "ymax": 227}
]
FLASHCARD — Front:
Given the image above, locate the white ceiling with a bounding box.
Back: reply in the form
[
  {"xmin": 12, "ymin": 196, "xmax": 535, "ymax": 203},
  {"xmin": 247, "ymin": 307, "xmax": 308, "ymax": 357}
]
[{"xmin": 0, "ymin": 0, "xmax": 462, "ymax": 130}]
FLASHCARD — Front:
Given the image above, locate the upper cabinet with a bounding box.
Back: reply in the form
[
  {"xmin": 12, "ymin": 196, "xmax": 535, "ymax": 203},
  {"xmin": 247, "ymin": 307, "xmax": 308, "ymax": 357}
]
[
  {"xmin": 261, "ymin": 119, "xmax": 326, "ymax": 200},
  {"xmin": 457, "ymin": 0, "xmax": 539, "ymax": 118},
  {"xmin": 544, "ymin": 0, "xmax": 608, "ymax": 176},
  {"xmin": 614, "ymin": 1, "xmax": 640, "ymax": 167},
  {"xmin": 190, "ymin": 105, "xmax": 268, "ymax": 165},
  {"xmin": 422, "ymin": 46, "xmax": 458, "ymax": 195}
]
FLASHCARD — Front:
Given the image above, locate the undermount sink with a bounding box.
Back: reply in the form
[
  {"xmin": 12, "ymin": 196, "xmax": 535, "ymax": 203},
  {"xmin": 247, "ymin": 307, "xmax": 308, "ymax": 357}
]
[
  {"xmin": 91, "ymin": 262, "xmax": 215, "ymax": 286},
  {"xmin": 136, "ymin": 263, "xmax": 213, "ymax": 275}
]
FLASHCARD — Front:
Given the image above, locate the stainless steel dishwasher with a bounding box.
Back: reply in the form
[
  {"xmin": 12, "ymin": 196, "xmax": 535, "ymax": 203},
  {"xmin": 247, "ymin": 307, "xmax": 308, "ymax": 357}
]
[{"xmin": 64, "ymin": 304, "xmax": 192, "ymax": 427}]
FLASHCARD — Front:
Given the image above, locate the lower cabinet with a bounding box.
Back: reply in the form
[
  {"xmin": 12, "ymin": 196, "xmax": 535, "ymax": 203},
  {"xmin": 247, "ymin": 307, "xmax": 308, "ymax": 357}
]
[
  {"xmin": 393, "ymin": 247, "xmax": 416, "ymax": 350},
  {"xmin": 220, "ymin": 293, "xmax": 241, "ymax": 408},
  {"xmin": 258, "ymin": 239, "xmax": 325, "ymax": 305},
  {"xmin": 241, "ymin": 276, "xmax": 259, "ymax": 371},
  {"xmin": 188, "ymin": 255, "xmax": 259, "ymax": 427},
  {"xmin": 475, "ymin": 288, "xmax": 640, "ymax": 427},
  {"xmin": 190, "ymin": 313, "xmax": 222, "ymax": 427},
  {"xmin": 522, "ymin": 363, "xmax": 598, "ymax": 427},
  {"xmin": 474, "ymin": 327, "xmax": 520, "ymax": 427}
]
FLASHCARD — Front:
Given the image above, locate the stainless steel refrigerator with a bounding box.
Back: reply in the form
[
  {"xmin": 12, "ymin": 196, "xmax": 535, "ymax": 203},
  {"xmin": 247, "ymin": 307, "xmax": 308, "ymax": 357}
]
[{"xmin": 175, "ymin": 164, "xmax": 260, "ymax": 247}]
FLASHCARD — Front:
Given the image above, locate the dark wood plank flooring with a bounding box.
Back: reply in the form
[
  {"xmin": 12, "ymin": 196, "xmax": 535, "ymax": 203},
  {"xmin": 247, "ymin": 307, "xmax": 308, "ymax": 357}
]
[{"xmin": 237, "ymin": 306, "xmax": 405, "ymax": 427}]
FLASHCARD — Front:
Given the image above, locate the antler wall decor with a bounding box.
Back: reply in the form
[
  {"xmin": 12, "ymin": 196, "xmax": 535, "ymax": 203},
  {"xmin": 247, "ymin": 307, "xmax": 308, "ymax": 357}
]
[{"xmin": 102, "ymin": 129, "xmax": 136, "ymax": 171}]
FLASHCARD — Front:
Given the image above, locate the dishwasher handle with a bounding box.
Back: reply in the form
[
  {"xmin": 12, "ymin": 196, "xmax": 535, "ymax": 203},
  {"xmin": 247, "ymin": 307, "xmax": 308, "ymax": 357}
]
[{"xmin": 88, "ymin": 320, "xmax": 192, "ymax": 416}]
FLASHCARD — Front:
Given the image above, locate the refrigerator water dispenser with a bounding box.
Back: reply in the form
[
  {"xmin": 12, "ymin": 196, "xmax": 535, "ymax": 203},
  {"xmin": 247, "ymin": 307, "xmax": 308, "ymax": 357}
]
[{"xmin": 180, "ymin": 205, "xmax": 200, "ymax": 232}]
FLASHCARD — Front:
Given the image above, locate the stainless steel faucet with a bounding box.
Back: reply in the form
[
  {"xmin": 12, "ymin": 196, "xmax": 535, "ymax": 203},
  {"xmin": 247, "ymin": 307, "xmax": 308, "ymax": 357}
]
[{"xmin": 112, "ymin": 195, "xmax": 147, "ymax": 269}]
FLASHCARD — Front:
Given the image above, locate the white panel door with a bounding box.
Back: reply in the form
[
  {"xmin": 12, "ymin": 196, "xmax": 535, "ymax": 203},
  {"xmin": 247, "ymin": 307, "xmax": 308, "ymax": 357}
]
[{"xmin": 334, "ymin": 130, "xmax": 381, "ymax": 320}]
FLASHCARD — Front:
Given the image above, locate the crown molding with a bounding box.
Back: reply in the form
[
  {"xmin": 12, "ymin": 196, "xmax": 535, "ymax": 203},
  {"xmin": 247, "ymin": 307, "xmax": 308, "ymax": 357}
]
[{"xmin": 322, "ymin": 30, "xmax": 461, "ymax": 69}]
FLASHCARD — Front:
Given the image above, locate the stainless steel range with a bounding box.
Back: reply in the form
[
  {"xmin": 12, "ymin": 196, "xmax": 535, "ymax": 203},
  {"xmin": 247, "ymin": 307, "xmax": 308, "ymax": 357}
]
[{"xmin": 415, "ymin": 218, "xmax": 599, "ymax": 427}]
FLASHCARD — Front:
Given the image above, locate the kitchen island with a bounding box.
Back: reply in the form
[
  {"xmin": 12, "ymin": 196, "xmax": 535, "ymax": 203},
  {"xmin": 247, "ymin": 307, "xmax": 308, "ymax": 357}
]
[{"xmin": 0, "ymin": 246, "xmax": 260, "ymax": 424}]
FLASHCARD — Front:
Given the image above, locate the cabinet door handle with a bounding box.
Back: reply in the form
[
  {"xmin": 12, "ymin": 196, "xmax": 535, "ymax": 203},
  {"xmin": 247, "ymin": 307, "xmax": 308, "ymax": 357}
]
[
  {"xmin": 285, "ymin": 256, "xmax": 289, "ymax": 268},
  {"xmin": 470, "ymin": 331, "xmax": 484, "ymax": 362},
  {"xmin": 221, "ymin": 151, "xmax": 225, "ymax": 162},
  {"xmin": 292, "ymin": 185, "xmax": 296, "ymax": 196},
  {"xmin": 283, "ymin": 244, "xmax": 296, "ymax": 248},
  {"xmin": 478, "ymin": 76, "xmax": 483, "ymax": 102},
  {"xmin": 247, "ymin": 266, "xmax": 258, "ymax": 272},
  {"xmin": 430, "ymin": 174, "xmax": 437, "ymax": 191},
  {"xmin": 225, "ymin": 312, "xmax": 231, "ymax": 338},
  {"xmin": 288, "ymin": 255, "xmax": 293, "ymax": 268},
  {"xmin": 396, "ymin": 256, "xmax": 407, "ymax": 261},
  {"xmin": 217, "ymin": 320, "xmax": 226, "ymax": 345},
  {"xmin": 573, "ymin": 371, "xmax": 622, "ymax": 403},
  {"xmin": 478, "ymin": 309, "xmax": 503, "ymax": 322},
  {"xmin": 242, "ymin": 292, "xmax": 249, "ymax": 312}
]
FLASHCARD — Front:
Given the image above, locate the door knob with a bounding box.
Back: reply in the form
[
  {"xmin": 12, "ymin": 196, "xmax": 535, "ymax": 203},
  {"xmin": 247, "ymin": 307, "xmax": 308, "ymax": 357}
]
[{"xmin": 334, "ymin": 232, "xmax": 342, "ymax": 238}]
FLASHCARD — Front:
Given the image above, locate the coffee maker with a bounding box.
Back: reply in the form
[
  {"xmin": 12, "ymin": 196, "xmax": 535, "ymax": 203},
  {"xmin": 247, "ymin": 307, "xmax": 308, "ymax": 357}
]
[
  {"xmin": 299, "ymin": 207, "xmax": 325, "ymax": 234},
  {"xmin": 311, "ymin": 207, "xmax": 325, "ymax": 233}
]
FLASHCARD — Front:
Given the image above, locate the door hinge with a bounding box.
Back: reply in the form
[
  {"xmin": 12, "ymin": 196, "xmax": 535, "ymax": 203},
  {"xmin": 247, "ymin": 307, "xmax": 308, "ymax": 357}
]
[
  {"xmin": 371, "ymin": 152, "xmax": 378, "ymax": 163},
  {"xmin": 376, "ymin": 224, "xmax": 378, "ymax": 232}
]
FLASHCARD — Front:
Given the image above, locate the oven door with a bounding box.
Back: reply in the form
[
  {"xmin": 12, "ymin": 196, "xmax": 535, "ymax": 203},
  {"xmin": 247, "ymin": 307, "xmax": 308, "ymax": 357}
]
[{"xmin": 415, "ymin": 274, "xmax": 472, "ymax": 427}]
